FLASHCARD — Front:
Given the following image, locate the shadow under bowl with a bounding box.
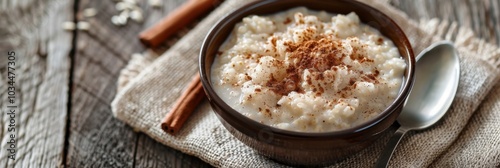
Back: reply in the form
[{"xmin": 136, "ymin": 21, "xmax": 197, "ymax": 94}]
[{"xmin": 199, "ymin": 0, "xmax": 415, "ymax": 166}]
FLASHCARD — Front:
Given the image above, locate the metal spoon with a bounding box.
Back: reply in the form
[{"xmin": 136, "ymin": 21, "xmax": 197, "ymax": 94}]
[{"xmin": 375, "ymin": 41, "xmax": 460, "ymax": 168}]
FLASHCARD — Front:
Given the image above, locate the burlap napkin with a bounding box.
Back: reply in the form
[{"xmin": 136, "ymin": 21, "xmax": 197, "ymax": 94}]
[{"xmin": 111, "ymin": 0, "xmax": 500, "ymax": 167}]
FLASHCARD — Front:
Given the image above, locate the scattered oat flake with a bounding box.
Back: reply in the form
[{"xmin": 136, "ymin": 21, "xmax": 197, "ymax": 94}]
[
  {"xmin": 123, "ymin": 0, "xmax": 137, "ymax": 5},
  {"xmin": 149, "ymin": 0, "xmax": 162, "ymax": 8},
  {"xmin": 115, "ymin": 2, "xmax": 125, "ymax": 11},
  {"xmin": 115, "ymin": 2, "xmax": 131, "ymax": 11},
  {"xmin": 119, "ymin": 10, "xmax": 130, "ymax": 18},
  {"xmin": 131, "ymin": 53, "xmax": 143, "ymax": 57},
  {"xmin": 82, "ymin": 8, "xmax": 98, "ymax": 17},
  {"xmin": 130, "ymin": 10, "xmax": 143, "ymax": 22},
  {"xmin": 111, "ymin": 15, "xmax": 127, "ymax": 26},
  {"xmin": 112, "ymin": 0, "xmax": 144, "ymax": 26},
  {"xmin": 76, "ymin": 21, "xmax": 91, "ymax": 30},
  {"xmin": 62, "ymin": 21, "xmax": 76, "ymax": 31}
]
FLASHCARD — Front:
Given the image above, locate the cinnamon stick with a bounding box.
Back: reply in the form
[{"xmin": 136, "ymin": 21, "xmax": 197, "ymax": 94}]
[
  {"xmin": 139, "ymin": 0, "xmax": 220, "ymax": 48},
  {"xmin": 161, "ymin": 73, "xmax": 206, "ymax": 134}
]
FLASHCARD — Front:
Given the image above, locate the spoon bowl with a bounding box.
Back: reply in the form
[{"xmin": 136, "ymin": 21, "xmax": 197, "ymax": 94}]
[
  {"xmin": 399, "ymin": 42, "xmax": 460, "ymax": 129},
  {"xmin": 376, "ymin": 41, "xmax": 460, "ymax": 167}
]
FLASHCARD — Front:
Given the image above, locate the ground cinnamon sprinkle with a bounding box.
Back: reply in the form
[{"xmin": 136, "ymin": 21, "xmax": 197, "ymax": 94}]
[
  {"xmin": 266, "ymin": 37, "xmax": 358, "ymax": 96},
  {"xmin": 283, "ymin": 17, "xmax": 292, "ymax": 24},
  {"xmin": 262, "ymin": 33, "xmax": 384, "ymax": 100},
  {"xmin": 211, "ymin": 10, "xmax": 406, "ymax": 132}
]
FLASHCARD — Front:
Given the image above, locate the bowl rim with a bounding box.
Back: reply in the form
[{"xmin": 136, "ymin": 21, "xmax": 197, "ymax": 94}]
[{"xmin": 199, "ymin": 0, "xmax": 415, "ymax": 138}]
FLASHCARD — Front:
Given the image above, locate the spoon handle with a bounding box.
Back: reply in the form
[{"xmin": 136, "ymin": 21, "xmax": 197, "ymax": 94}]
[{"xmin": 375, "ymin": 127, "xmax": 408, "ymax": 168}]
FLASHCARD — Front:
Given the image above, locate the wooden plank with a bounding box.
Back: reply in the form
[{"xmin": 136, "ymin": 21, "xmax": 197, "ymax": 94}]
[
  {"xmin": 68, "ymin": 0, "xmax": 212, "ymax": 167},
  {"xmin": 490, "ymin": 0, "xmax": 500, "ymax": 45},
  {"xmin": 65, "ymin": 14, "xmax": 143, "ymax": 164},
  {"xmin": 67, "ymin": 87, "xmax": 137, "ymax": 167},
  {"xmin": 0, "ymin": 0, "xmax": 497, "ymax": 167},
  {"xmin": 67, "ymin": 32, "xmax": 137, "ymax": 167},
  {"xmin": 67, "ymin": 0, "xmax": 150, "ymax": 166},
  {"xmin": 75, "ymin": 0, "xmax": 142, "ymax": 61},
  {"xmin": 67, "ymin": 0, "xmax": 500, "ymax": 167},
  {"xmin": 390, "ymin": 0, "xmax": 500, "ymax": 46},
  {"xmin": 0, "ymin": 0, "xmax": 73, "ymax": 167}
]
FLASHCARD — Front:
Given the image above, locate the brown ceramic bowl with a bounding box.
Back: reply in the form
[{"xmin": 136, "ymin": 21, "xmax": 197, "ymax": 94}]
[{"xmin": 199, "ymin": 0, "xmax": 415, "ymax": 166}]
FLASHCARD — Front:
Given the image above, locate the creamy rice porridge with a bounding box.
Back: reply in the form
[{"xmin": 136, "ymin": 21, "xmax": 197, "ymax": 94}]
[{"xmin": 211, "ymin": 7, "xmax": 406, "ymax": 132}]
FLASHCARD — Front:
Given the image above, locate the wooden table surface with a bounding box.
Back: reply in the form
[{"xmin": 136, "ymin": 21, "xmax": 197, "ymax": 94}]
[{"xmin": 1, "ymin": 0, "xmax": 499, "ymax": 167}]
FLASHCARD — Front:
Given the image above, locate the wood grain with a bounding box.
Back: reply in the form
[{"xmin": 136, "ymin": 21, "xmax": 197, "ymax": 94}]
[
  {"xmin": 67, "ymin": 0, "xmax": 210, "ymax": 167},
  {"xmin": 0, "ymin": 0, "xmax": 73, "ymax": 167},
  {"xmin": 67, "ymin": 0, "xmax": 141, "ymax": 166},
  {"xmin": 390, "ymin": 0, "xmax": 500, "ymax": 46},
  {"xmin": 79, "ymin": 0, "xmax": 497, "ymax": 167},
  {"xmin": 0, "ymin": 0, "xmax": 498, "ymax": 167},
  {"xmin": 67, "ymin": 33, "xmax": 136, "ymax": 167}
]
